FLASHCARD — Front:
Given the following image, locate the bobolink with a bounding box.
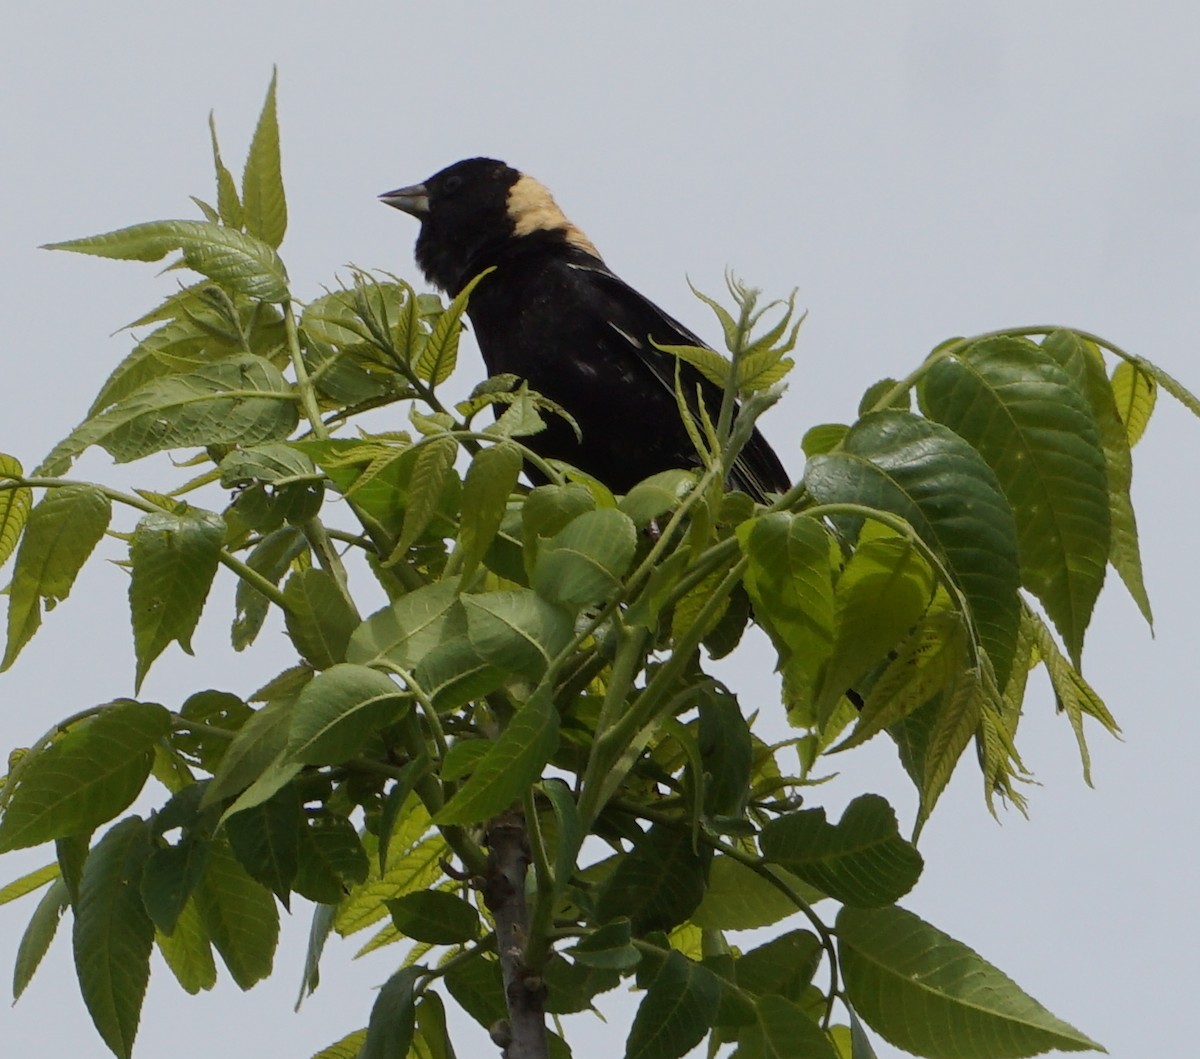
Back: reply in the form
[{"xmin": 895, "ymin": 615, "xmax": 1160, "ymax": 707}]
[{"xmin": 380, "ymin": 158, "xmax": 790, "ymax": 501}]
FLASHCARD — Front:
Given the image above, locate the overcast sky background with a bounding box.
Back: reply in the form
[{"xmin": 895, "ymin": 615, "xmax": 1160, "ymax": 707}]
[{"xmin": 3, "ymin": 4, "xmax": 1198, "ymax": 1058}]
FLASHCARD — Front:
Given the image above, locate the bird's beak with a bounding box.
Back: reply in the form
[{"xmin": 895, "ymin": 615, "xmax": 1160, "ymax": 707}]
[{"xmin": 379, "ymin": 183, "xmax": 430, "ymax": 219}]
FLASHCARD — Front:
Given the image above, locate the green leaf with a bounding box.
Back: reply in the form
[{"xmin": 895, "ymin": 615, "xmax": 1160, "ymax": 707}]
[
  {"xmin": 203, "ymin": 696, "xmax": 296, "ymax": 805},
  {"xmin": 72, "ymin": 817, "xmax": 154, "ymax": 1059},
  {"xmin": 3, "ymin": 484, "xmax": 110, "ymax": 670},
  {"xmin": 838, "ymin": 904, "xmax": 1102, "ymax": 1057},
  {"xmin": 759, "ymin": 795, "xmax": 923, "ymax": 907},
  {"xmin": 286, "ymin": 663, "xmax": 409, "ymax": 765},
  {"xmin": 416, "ymin": 268, "xmax": 494, "ymax": 385},
  {"xmin": 437, "ymin": 687, "xmax": 559, "ymax": 826},
  {"xmin": 816, "ymin": 527, "xmax": 936, "ymax": 724},
  {"xmin": 444, "ymin": 951, "xmax": 506, "ymax": 1029},
  {"xmin": 224, "ymin": 784, "xmax": 301, "ymax": 904},
  {"xmin": 208, "ymin": 114, "xmax": 243, "ymax": 229},
  {"xmin": 920, "ymin": 337, "xmax": 1109, "ymax": 665},
  {"xmin": 735, "ymin": 930, "xmax": 823, "ymax": 1001},
  {"xmin": 1042, "ymin": 331, "xmax": 1152, "ymax": 627},
  {"xmin": 572, "ymin": 918, "xmax": 641, "ymax": 971},
  {"xmin": 626, "ymin": 950, "xmax": 721, "ymax": 1059},
  {"xmin": 293, "ymin": 814, "xmax": 369, "ymax": 904},
  {"xmin": 802, "ymin": 423, "xmax": 849, "ymax": 457},
  {"xmin": 1110, "ymin": 359, "xmax": 1156, "ymax": 446},
  {"xmin": 690, "ymin": 856, "xmax": 810, "ymax": 931},
  {"xmin": 415, "ymin": 992, "xmax": 457, "ymax": 1059},
  {"xmin": 738, "ymin": 994, "xmax": 840, "ymax": 1059},
  {"xmin": 595, "ymin": 824, "xmax": 709, "ymax": 934},
  {"xmin": 60, "ymin": 354, "xmax": 298, "ymax": 467},
  {"xmin": 387, "ymin": 890, "xmax": 480, "ymax": 944},
  {"xmin": 462, "ymin": 589, "xmax": 574, "ymax": 679},
  {"xmin": 232, "ymin": 525, "xmax": 307, "ymax": 651},
  {"xmin": 396, "ymin": 435, "xmax": 459, "ymax": 555},
  {"xmin": 533, "ymin": 507, "xmax": 638, "ymax": 607},
  {"xmin": 241, "ymin": 70, "xmax": 287, "ymax": 249},
  {"xmin": 805, "ymin": 411, "xmax": 1021, "ymax": 689},
  {"xmin": 1028, "ymin": 611, "xmax": 1119, "ymax": 785},
  {"xmin": 912, "ymin": 669, "xmax": 984, "ymax": 827},
  {"xmin": 0, "ymin": 453, "xmax": 31, "ymax": 570},
  {"xmin": 282, "ymin": 568, "xmax": 359, "ymax": 670},
  {"xmin": 0, "ymin": 861, "xmax": 59, "ymax": 906},
  {"xmin": 618, "ymin": 469, "xmax": 696, "ymax": 527},
  {"xmin": 129, "ymin": 508, "xmax": 224, "ymax": 689},
  {"xmin": 155, "ymin": 897, "xmax": 217, "ymax": 995},
  {"xmin": 141, "ymin": 830, "xmax": 210, "ymax": 937},
  {"xmin": 13, "ymin": 876, "xmax": 70, "ymax": 1000},
  {"xmin": 837, "ymin": 604, "xmax": 966, "ymax": 752},
  {"xmin": 45, "ymin": 220, "xmax": 289, "ymax": 302},
  {"xmin": 195, "ymin": 839, "xmax": 279, "ymax": 990},
  {"xmin": 522, "ymin": 482, "xmax": 597, "ymax": 578},
  {"xmin": 698, "ymin": 684, "xmax": 751, "ymax": 818},
  {"xmin": 362, "ymin": 967, "xmax": 421, "ymax": 1059},
  {"xmin": 457, "ymin": 441, "xmax": 523, "ymax": 580},
  {"xmin": 348, "ymin": 578, "xmax": 463, "ymax": 670},
  {"xmin": 737, "ymin": 512, "xmax": 835, "ymax": 724},
  {"xmin": 0, "ymin": 702, "xmax": 170, "ymax": 852},
  {"xmin": 310, "ymin": 1029, "xmax": 368, "ymax": 1059}
]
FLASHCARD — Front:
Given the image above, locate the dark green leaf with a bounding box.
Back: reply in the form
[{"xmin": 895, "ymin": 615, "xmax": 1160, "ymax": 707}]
[
  {"xmin": 129, "ymin": 508, "xmax": 224, "ymax": 688},
  {"xmin": 626, "ymin": 950, "xmax": 721, "ymax": 1059},
  {"xmin": 293, "ymin": 814, "xmax": 369, "ymax": 904},
  {"xmin": 415, "ymin": 992, "xmax": 457, "ymax": 1059},
  {"xmin": 698, "ymin": 686, "xmax": 751, "ymax": 818},
  {"xmin": 224, "ymin": 784, "xmax": 301, "ymax": 904},
  {"xmin": 141, "ymin": 832, "xmax": 209, "ymax": 936},
  {"xmin": 920, "ymin": 337, "xmax": 1109, "ymax": 665},
  {"xmin": 838, "ymin": 905, "xmax": 1102, "ymax": 1057},
  {"xmin": 572, "ymin": 918, "xmax": 640, "ymax": 971},
  {"xmin": 396, "ymin": 435, "xmax": 459, "ymax": 555},
  {"xmin": 72, "ymin": 817, "xmax": 154, "ymax": 1059},
  {"xmin": 805, "ymin": 411, "xmax": 1021, "ymax": 688},
  {"xmin": 202, "ymin": 696, "xmax": 296, "ymax": 806},
  {"xmin": 195, "ymin": 839, "xmax": 279, "ymax": 989},
  {"xmin": 387, "ymin": 889, "xmax": 480, "ymax": 944},
  {"xmin": 444, "ymin": 951, "xmax": 506, "ymax": 1028},
  {"xmin": 361, "ymin": 966, "xmax": 421, "ymax": 1059},
  {"xmin": 0, "ymin": 702, "xmax": 170, "ymax": 852},
  {"xmin": 738, "ymin": 994, "xmax": 839, "ymax": 1059},
  {"xmin": 3, "ymin": 484, "xmax": 110, "ymax": 670},
  {"xmin": 735, "ymin": 930, "xmax": 823, "ymax": 1001},
  {"xmin": 595, "ymin": 824, "xmax": 708, "ymax": 934},
  {"xmin": 759, "ymin": 795, "xmax": 923, "ymax": 907},
  {"xmin": 232, "ymin": 525, "xmax": 307, "ymax": 651}
]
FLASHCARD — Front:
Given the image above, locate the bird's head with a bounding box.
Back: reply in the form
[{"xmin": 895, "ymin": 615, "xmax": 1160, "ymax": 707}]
[{"xmin": 380, "ymin": 157, "xmax": 599, "ymax": 295}]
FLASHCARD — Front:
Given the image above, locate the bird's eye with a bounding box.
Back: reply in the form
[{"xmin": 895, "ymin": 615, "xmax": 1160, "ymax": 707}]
[{"xmin": 443, "ymin": 174, "xmax": 463, "ymax": 194}]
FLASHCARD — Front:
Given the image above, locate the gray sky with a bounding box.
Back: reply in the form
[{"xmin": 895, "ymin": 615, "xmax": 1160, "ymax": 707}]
[{"xmin": 3, "ymin": 3, "xmax": 1197, "ymax": 1057}]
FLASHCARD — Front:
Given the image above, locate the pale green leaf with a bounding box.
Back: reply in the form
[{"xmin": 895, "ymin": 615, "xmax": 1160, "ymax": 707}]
[{"xmin": 241, "ymin": 70, "xmax": 287, "ymax": 249}]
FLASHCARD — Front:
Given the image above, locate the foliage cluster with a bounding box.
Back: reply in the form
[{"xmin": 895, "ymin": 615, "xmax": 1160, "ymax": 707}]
[{"xmin": 2, "ymin": 77, "xmax": 1193, "ymax": 1059}]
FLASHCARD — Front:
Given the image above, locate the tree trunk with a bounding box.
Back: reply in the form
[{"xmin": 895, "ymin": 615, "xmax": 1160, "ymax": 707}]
[{"xmin": 482, "ymin": 809, "xmax": 548, "ymax": 1059}]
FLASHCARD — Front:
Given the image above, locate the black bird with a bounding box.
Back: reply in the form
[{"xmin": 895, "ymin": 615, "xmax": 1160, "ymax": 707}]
[{"xmin": 379, "ymin": 158, "xmax": 790, "ymax": 501}]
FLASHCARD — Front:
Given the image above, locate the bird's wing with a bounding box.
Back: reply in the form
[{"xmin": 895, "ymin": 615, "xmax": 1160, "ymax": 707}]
[{"xmin": 565, "ymin": 259, "xmax": 790, "ymax": 499}]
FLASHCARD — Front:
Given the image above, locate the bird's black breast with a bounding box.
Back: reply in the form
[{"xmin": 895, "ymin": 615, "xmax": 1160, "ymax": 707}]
[{"xmin": 463, "ymin": 245, "xmax": 704, "ymax": 493}]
